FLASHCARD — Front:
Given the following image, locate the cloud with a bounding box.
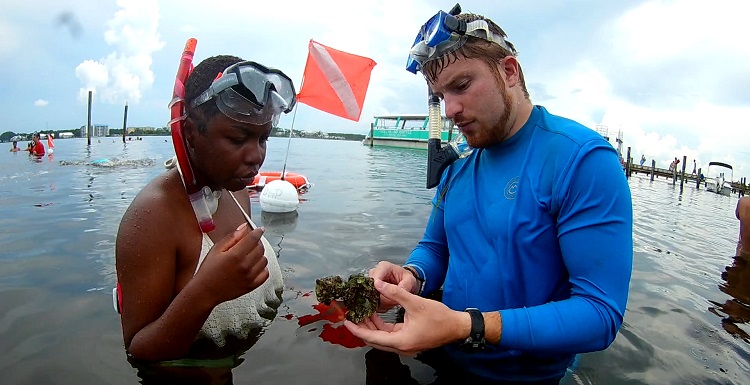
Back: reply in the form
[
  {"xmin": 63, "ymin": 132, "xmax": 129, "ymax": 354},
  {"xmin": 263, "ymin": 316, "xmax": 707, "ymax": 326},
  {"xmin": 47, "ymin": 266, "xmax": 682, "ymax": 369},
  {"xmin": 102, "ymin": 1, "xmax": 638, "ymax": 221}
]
[
  {"xmin": 524, "ymin": 0, "xmax": 750, "ymax": 177},
  {"xmin": 34, "ymin": 99, "xmax": 49, "ymax": 107},
  {"xmin": 0, "ymin": 19, "xmax": 20, "ymax": 59},
  {"xmin": 75, "ymin": 0, "xmax": 165, "ymax": 105}
]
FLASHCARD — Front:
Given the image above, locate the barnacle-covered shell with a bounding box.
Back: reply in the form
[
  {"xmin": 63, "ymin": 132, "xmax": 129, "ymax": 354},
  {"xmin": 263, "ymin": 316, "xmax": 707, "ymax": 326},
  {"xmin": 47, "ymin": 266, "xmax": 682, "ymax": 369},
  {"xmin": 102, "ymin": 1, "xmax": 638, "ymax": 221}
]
[
  {"xmin": 315, "ymin": 275, "xmax": 345, "ymax": 305},
  {"xmin": 314, "ymin": 273, "xmax": 380, "ymax": 323},
  {"xmin": 342, "ymin": 274, "xmax": 380, "ymax": 324}
]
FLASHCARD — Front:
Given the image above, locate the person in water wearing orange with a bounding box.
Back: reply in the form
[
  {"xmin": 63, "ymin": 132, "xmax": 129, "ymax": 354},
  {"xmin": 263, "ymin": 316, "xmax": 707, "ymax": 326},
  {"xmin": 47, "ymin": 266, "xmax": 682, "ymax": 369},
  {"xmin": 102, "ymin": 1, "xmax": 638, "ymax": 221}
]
[
  {"xmin": 736, "ymin": 197, "xmax": 750, "ymax": 256},
  {"xmin": 9, "ymin": 141, "xmax": 21, "ymax": 152},
  {"xmin": 115, "ymin": 52, "xmax": 296, "ymax": 361},
  {"xmin": 27, "ymin": 133, "xmax": 45, "ymax": 156}
]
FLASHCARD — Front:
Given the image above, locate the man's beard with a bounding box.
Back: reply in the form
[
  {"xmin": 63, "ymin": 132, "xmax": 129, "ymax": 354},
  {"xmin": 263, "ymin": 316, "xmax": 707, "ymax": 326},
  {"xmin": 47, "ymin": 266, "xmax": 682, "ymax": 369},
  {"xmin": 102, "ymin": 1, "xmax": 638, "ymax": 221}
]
[{"xmin": 465, "ymin": 80, "xmax": 514, "ymax": 149}]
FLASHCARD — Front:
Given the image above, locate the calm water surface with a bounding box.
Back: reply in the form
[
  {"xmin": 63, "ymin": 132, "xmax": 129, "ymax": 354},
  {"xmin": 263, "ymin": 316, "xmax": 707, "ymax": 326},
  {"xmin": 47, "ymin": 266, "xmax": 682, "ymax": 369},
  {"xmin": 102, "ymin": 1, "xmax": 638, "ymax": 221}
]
[{"xmin": 1, "ymin": 137, "xmax": 748, "ymax": 384}]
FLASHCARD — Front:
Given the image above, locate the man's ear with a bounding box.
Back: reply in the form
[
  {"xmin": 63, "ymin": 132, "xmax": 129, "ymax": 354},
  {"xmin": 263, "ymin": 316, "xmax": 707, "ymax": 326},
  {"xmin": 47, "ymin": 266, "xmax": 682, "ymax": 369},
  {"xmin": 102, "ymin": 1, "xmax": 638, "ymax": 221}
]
[{"xmin": 501, "ymin": 56, "xmax": 521, "ymax": 88}]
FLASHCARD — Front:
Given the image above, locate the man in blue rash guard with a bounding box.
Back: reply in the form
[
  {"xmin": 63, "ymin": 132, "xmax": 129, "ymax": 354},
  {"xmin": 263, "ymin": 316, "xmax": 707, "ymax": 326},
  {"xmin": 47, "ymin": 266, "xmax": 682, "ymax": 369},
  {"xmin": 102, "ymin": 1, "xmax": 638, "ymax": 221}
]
[{"xmin": 345, "ymin": 7, "xmax": 633, "ymax": 384}]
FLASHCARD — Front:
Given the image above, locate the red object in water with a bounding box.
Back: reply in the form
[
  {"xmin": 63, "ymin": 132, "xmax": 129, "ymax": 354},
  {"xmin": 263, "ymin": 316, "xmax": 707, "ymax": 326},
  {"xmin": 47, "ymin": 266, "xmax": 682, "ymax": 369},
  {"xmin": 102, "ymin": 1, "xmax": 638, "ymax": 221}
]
[
  {"xmin": 297, "ymin": 300, "xmax": 365, "ymax": 348},
  {"xmin": 248, "ymin": 171, "xmax": 311, "ymax": 191},
  {"xmin": 320, "ymin": 323, "xmax": 366, "ymax": 348},
  {"xmin": 298, "ymin": 301, "xmax": 348, "ymax": 325}
]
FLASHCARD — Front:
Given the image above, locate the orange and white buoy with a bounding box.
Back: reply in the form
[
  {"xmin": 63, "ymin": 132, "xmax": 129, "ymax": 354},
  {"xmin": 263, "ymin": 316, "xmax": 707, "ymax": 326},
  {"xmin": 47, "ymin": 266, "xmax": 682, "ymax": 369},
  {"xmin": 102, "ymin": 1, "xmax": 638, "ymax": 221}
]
[{"xmin": 47, "ymin": 133, "xmax": 55, "ymax": 154}]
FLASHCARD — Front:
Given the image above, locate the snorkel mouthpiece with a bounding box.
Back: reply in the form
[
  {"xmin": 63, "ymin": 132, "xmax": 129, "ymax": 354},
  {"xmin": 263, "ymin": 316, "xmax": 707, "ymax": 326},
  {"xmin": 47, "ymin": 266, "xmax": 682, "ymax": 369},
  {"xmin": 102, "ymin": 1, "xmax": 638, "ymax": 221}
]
[
  {"xmin": 191, "ymin": 186, "xmax": 217, "ymax": 233},
  {"xmin": 427, "ymin": 140, "xmax": 459, "ymax": 189}
]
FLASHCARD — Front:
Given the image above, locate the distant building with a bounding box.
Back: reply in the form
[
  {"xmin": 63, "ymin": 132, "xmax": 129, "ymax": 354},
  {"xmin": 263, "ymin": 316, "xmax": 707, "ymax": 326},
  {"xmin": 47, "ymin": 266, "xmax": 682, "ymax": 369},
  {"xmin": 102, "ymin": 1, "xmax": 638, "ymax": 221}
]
[
  {"xmin": 79, "ymin": 124, "xmax": 110, "ymax": 137},
  {"xmin": 59, "ymin": 132, "xmax": 74, "ymax": 139},
  {"xmin": 133, "ymin": 126, "xmax": 159, "ymax": 132}
]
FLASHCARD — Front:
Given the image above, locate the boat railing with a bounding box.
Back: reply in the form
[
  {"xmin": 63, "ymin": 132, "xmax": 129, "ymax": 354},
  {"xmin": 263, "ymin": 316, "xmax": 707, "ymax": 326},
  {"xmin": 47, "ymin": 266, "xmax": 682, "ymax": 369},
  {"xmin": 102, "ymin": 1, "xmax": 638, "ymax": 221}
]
[{"xmin": 373, "ymin": 115, "xmax": 456, "ymax": 131}]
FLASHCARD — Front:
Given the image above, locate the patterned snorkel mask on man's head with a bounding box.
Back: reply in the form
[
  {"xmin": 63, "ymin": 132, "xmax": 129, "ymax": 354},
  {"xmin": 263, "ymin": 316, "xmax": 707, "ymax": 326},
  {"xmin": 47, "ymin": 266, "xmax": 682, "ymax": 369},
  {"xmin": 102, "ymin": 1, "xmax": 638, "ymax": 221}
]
[
  {"xmin": 190, "ymin": 61, "xmax": 297, "ymax": 126},
  {"xmin": 405, "ymin": 7, "xmax": 516, "ymax": 74}
]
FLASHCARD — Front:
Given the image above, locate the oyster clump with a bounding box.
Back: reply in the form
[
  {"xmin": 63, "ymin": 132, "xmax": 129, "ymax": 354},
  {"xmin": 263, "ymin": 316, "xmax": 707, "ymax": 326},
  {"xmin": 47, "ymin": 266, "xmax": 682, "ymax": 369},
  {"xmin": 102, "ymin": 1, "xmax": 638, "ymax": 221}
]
[{"xmin": 315, "ymin": 273, "xmax": 380, "ymax": 323}]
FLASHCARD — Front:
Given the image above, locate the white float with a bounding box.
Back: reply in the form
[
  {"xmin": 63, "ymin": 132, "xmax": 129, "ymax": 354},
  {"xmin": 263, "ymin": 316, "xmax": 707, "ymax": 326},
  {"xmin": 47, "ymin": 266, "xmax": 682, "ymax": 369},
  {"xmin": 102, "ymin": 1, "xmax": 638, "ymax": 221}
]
[{"xmin": 259, "ymin": 179, "xmax": 299, "ymax": 213}]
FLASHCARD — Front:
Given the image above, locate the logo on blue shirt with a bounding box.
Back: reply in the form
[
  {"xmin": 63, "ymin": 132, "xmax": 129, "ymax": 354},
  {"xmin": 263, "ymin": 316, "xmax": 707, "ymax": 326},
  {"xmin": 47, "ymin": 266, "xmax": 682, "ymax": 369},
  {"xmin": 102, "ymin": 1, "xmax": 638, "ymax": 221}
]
[{"xmin": 504, "ymin": 176, "xmax": 519, "ymax": 200}]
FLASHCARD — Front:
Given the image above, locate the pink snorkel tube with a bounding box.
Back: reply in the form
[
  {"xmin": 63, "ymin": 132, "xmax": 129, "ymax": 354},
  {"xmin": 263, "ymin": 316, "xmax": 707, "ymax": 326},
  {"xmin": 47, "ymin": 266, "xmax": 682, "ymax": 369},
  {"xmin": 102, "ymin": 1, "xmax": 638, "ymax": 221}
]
[{"xmin": 168, "ymin": 38, "xmax": 216, "ymax": 233}]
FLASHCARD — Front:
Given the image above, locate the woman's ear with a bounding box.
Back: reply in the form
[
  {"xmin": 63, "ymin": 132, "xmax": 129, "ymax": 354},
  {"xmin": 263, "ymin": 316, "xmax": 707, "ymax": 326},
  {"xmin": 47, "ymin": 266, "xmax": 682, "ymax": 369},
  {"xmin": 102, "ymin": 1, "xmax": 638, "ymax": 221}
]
[{"xmin": 183, "ymin": 116, "xmax": 197, "ymax": 148}]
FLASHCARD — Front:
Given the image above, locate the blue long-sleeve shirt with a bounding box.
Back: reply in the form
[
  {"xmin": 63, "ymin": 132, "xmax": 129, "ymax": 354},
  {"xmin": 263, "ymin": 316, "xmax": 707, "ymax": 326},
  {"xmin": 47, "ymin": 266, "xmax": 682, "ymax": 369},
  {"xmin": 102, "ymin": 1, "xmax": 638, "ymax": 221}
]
[{"xmin": 406, "ymin": 106, "xmax": 633, "ymax": 381}]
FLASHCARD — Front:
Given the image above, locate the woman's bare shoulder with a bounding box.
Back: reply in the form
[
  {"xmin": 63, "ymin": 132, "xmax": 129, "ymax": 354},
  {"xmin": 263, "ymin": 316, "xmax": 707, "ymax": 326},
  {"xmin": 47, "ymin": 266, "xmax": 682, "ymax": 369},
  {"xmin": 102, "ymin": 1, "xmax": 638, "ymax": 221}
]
[{"xmin": 118, "ymin": 170, "xmax": 190, "ymax": 239}]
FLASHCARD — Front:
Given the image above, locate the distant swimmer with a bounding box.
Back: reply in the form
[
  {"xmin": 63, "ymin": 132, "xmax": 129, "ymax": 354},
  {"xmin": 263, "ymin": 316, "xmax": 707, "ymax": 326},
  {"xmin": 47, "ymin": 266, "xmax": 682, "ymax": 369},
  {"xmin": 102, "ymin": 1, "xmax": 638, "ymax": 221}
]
[
  {"xmin": 27, "ymin": 133, "xmax": 45, "ymax": 156},
  {"xmin": 9, "ymin": 141, "xmax": 21, "ymax": 152}
]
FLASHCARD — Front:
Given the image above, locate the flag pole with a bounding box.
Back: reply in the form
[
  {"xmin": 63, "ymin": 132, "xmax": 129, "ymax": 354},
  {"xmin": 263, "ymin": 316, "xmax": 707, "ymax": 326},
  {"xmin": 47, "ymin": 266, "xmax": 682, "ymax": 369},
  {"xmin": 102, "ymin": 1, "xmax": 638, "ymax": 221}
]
[{"xmin": 280, "ymin": 71, "xmax": 306, "ymax": 180}]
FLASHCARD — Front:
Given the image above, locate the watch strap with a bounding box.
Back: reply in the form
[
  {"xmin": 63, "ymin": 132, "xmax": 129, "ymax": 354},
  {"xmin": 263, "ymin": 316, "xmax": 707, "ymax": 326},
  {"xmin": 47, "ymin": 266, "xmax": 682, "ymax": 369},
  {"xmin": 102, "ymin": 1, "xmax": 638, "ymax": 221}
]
[
  {"xmin": 403, "ymin": 265, "xmax": 424, "ymax": 294},
  {"xmin": 462, "ymin": 308, "xmax": 486, "ymax": 352}
]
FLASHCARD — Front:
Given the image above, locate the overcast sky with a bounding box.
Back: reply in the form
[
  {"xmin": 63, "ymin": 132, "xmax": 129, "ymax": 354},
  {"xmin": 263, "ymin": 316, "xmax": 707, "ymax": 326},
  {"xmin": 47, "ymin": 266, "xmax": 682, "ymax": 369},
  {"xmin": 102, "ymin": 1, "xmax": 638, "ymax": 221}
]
[{"xmin": 2, "ymin": 0, "xmax": 749, "ymax": 176}]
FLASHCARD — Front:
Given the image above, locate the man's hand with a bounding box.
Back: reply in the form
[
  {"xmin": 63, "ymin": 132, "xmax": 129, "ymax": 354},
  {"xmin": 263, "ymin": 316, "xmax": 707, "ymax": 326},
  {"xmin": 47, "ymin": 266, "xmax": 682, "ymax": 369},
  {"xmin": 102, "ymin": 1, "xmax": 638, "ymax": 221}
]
[
  {"xmin": 368, "ymin": 261, "xmax": 420, "ymax": 311},
  {"xmin": 344, "ymin": 279, "xmax": 469, "ymax": 356}
]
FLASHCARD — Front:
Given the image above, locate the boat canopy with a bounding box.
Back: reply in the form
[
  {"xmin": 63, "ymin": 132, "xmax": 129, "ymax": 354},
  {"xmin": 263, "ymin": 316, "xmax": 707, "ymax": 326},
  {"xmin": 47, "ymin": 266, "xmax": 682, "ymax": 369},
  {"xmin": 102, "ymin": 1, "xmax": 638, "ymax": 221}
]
[
  {"xmin": 373, "ymin": 114, "xmax": 456, "ymax": 131},
  {"xmin": 708, "ymin": 161, "xmax": 732, "ymax": 170}
]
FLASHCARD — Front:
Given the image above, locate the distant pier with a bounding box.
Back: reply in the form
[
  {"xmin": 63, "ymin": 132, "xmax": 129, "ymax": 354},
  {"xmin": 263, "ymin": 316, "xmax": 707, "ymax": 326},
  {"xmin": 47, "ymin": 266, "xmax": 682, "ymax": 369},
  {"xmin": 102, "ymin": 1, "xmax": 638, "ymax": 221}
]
[{"xmin": 622, "ymin": 148, "xmax": 747, "ymax": 197}]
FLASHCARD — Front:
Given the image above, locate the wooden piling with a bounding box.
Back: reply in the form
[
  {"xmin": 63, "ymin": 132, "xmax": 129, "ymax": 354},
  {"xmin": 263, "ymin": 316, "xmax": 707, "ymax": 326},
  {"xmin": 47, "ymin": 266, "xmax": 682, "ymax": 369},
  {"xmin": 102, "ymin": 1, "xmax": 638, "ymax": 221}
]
[
  {"xmin": 122, "ymin": 102, "xmax": 128, "ymax": 144},
  {"xmin": 629, "ymin": 157, "xmax": 634, "ymax": 178},
  {"xmin": 696, "ymin": 168, "xmax": 701, "ymax": 189},
  {"xmin": 626, "ymin": 147, "xmax": 631, "ymax": 178},
  {"xmin": 650, "ymin": 160, "xmax": 656, "ymax": 181},
  {"xmin": 369, "ymin": 123, "xmax": 374, "ymax": 148},
  {"xmin": 680, "ymin": 155, "xmax": 687, "ymax": 188},
  {"xmin": 87, "ymin": 90, "xmax": 92, "ymax": 146}
]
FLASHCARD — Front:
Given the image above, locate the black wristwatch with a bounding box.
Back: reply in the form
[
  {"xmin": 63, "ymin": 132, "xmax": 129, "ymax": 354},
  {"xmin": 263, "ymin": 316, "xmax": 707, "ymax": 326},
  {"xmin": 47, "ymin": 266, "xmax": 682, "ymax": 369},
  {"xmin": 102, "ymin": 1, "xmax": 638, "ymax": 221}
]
[{"xmin": 459, "ymin": 308, "xmax": 486, "ymax": 352}]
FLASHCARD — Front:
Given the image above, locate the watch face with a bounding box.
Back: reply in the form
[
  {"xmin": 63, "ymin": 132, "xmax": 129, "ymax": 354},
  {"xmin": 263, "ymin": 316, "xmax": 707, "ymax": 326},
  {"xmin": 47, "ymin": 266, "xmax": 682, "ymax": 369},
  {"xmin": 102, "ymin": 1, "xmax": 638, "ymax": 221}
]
[{"xmin": 460, "ymin": 337, "xmax": 486, "ymax": 352}]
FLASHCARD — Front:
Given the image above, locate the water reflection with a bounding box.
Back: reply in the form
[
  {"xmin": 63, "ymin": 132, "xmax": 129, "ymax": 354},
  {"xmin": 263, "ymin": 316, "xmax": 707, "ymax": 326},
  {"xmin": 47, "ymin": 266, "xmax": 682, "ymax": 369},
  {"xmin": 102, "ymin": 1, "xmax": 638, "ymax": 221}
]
[
  {"xmin": 709, "ymin": 251, "xmax": 750, "ymax": 341},
  {"xmin": 261, "ymin": 210, "xmax": 299, "ymax": 236}
]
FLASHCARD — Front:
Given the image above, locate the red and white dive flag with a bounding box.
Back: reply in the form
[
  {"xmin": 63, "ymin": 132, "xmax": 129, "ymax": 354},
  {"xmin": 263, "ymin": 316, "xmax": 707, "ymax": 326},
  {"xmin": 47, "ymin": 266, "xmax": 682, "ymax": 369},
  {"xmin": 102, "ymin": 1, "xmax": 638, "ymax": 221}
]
[{"xmin": 297, "ymin": 39, "xmax": 377, "ymax": 122}]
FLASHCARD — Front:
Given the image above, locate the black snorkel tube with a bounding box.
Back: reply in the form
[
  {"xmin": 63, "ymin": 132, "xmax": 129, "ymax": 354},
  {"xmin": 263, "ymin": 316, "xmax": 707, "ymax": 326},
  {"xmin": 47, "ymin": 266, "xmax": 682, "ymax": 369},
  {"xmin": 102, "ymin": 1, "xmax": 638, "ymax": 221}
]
[
  {"xmin": 425, "ymin": 3, "xmax": 463, "ymax": 189},
  {"xmin": 426, "ymin": 90, "xmax": 459, "ymax": 189}
]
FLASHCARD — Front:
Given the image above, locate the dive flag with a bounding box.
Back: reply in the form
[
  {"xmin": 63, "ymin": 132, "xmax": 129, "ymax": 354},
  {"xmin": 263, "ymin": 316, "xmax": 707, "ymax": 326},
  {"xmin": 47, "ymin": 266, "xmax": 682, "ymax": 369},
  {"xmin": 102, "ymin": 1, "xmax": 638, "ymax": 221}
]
[
  {"xmin": 47, "ymin": 133, "xmax": 54, "ymax": 154},
  {"xmin": 297, "ymin": 39, "xmax": 377, "ymax": 122}
]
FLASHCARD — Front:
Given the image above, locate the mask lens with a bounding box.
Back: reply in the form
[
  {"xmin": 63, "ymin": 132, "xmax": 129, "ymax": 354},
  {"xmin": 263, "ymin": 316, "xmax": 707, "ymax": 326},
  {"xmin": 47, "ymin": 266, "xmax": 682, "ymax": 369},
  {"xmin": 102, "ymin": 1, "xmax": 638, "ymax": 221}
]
[
  {"xmin": 192, "ymin": 61, "xmax": 297, "ymax": 124},
  {"xmin": 406, "ymin": 10, "xmax": 455, "ymax": 72},
  {"xmin": 235, "ymin": 64, "xmax": 296, "ymax": 113},
  {"xmin": 424, "ymin": 11, "xmax": 451, "ymax": 47},
  {"xmin": 406, "ymin": 32, "xmax": 425, "ymax": 73}
]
